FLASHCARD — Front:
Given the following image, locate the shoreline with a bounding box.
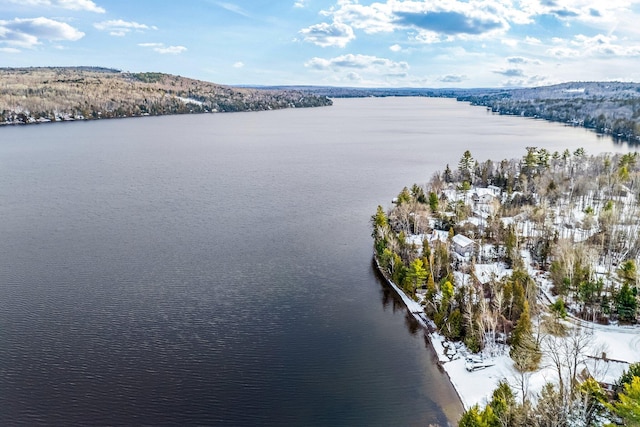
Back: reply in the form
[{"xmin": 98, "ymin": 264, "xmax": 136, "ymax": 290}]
[
  {"xmin": 0, "ymin": 103, "xmax": 334, "ymax": 128},
  {"xmin": 374, "ymin": 247, "xmax": 640, "ymax": 424},
  {"xmin": 372, "ymin": 256, "xmax": 465, "ymax": 426}
]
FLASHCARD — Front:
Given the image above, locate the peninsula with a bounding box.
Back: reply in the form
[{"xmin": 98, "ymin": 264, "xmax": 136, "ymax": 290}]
[{"xmin": 373, "ymin": 148, "xmax": 640, "ymax": 426}]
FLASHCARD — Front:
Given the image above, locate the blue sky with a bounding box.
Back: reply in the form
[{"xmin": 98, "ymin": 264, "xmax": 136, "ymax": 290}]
[{"xmin": 1, "ymin": 0, "xmax": 640, "ymax": 87}]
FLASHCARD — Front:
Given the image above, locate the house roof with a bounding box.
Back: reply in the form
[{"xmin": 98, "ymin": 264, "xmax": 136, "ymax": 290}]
[
  {"xmin": 474, "ymin": 263, "xmax": 511, "ymax": 285},
  {"xmin": 584, "ymin": 356, "xmax": 630, "ymax": 386},
  {"xmin": 452, "ymin": 234, "xmax": 474, "ymax": 247}
]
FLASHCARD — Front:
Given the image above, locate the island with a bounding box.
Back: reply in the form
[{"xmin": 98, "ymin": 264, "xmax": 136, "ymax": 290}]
[
  {"xmin": 0, "ymin": 67, "xmax": 332, "ymax": 125},
  {"xmin": 372, "ymin": 148, "xmax": 640, "ymax": 426}
]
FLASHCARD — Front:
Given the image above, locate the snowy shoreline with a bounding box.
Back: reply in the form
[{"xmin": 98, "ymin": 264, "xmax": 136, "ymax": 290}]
[
  {"xmin": 373, "ymin": 252, "xmax": 640, "ymax": 420},
  {"xmin": 373, "ymin": 256, "xmax": 466, "ymax": 422}
]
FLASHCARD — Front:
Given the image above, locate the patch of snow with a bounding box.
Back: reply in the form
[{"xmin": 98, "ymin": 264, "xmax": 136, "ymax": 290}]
[{"xmin": 177, "ymin": 96, "xmax": 204, "ymax": 106}]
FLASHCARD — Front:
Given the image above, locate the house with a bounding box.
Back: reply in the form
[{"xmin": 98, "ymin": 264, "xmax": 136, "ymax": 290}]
[
  {"xmin": 452, "ymin": 234, "xmax": 474, "ymax": 257},
  {"xmin": 474, "ymin": 263, "xmax": 510, "ymax": 285},
  {"xmin": 582, "ymin": 355, "xmax": 631, "ymax": 394}
]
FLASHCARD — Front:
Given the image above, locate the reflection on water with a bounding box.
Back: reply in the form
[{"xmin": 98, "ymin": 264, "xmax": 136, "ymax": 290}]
[{"xmin": 0, "ymin": 97, "xmax": 633, "ymax": 426}]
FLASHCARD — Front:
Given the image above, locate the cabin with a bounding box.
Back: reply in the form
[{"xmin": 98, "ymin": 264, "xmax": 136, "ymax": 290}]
[
  {"xmin": 452, "ymin": 234, "xmax": 474, "ymax": 257},
  {"xmin": 581, "ymin": 354, "xmax": 630, "ymax": 395},
  {"xmin": 474, "ymin": 263, "xmax": 510, "ymax": 285}
]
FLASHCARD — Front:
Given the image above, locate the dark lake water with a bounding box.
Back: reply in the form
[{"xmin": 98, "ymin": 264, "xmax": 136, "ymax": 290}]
[{"xmin": 0, "ymin": 97, "xmax": 633, "ymax": 426}]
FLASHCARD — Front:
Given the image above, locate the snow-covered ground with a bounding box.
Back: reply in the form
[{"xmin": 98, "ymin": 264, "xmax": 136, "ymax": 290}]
[
  {"xmin": 387, "ymin": 180, "xmax": 640, "ymax": 413},
  {"xmin": 428, "ymin": 321, "xmax": 640, "ymax": 410},
  {"xmin": 383, "ymin": 249, "xmax": 640, "ymax": 412}
]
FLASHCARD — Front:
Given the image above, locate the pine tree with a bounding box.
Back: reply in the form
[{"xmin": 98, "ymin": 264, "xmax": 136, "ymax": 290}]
[
  {"xmin": 428, "ymin": 191, "xmax": 439, "ymax": 213},
  {"xmin": 510, "ymin": 301, "xmax": 541, "ymax": 371},
  {"xmin": 458, "ymin": 150, "xmax": 475, "ymax": 183},
  {"xmin": 396, "ymin": 187, "xmax": 412, "ymax": 205},
  {"xmin": 406, "ymin": 258, "xmax": 428, "ymax": 294},
  {"xmin": 607, "ymin": 376, "xmax": 640, "ymax": 426},
  {"xmin": 616, "ymin": 283, "xmax": 638, "ymax": 323},
  {"xmin": 615, "ymin": 363, "xmax": 640, "ymax": 397}
]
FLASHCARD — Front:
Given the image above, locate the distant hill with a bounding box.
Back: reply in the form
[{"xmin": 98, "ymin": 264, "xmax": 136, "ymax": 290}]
[{"xmin": 0, "ymin": 67, "xmax": 332, "ymax": 125}]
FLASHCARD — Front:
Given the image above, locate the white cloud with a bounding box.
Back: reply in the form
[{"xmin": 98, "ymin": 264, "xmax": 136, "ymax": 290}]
[
  {"xmin": 507, "ymin": 56, "xmax": 542, "ymax": 65},
  {"xmin": 547, "ymin": 33, "xmax": 640, "ymax": 58},
  {"xmin": 0, "ymin": 46, "xmax": 21, "ymax": 53},
  {"xmin": 501, "ymin": 74, "xmax": 548, "ymax": 88},
  {"xmin": 293, "ymin": 0, "xmax": 308, "ymax": 8},
  {"xmin": 305, "ymin": 53, "xmax": 409, "ymax": 72},
  {"xmin": 156, "ymin": 45, "xmax": 186, "ymax": 54},
  {"xmin": 389, "ymin": 43, "xmax": 402, "ymax": 52},
  {"xmin": 299, "ymin": 22, "xmax": 355, "ymax": 48},
  {"xmin": 525, "ymin": 36, "xmax": 542, "ymax": 45},
  {"xmin": 413, "ymin": 30, "xmax": 443, "ymax": 44},
  {"xmin": 233, "ymin": 61, "xmax": 244, "ymax": 68},
  {"xmin": 304, "ymin": 53, "xmax": 410, "ymax": 85},
  {"xmin": 310, "ymin": 0, "xmax": 640, "ymax": 53},
  {"xmin": 572, "ymin": 33, "xmax": 640, "ymax": 56},
  {"xmin": 139, "ymin": 42, "xmax": 187, "ymax": 54},
  {"xmin": 7, "ymin": 0, "xmax": 105, "ymax": 13},
  {"xmin": 547, "ymin": 46, "xmax": 581, "ymax": 57},
  {"xmin": 94, "ymin": 19, "xmax": 157, "ymax": 36},
  {"xmin": 0, "ymin": 17, "xmax": 84, "ymax": 49},
  {"xmin": 321, "ymin": 0, "xmax": 515, "ymax": 42},
  {"xmin": 439, "ymin": 74, "xmax": 467, "ymax": 83},
  {"xmin": 215, "ymin": 2, "xmax": 250, "ymax": 18},
  {"xmin": 321, "ymin": 1, "xmax": 395, "ymax": 34},
  {"xmin": 346, "ymin": 71, "xmax": 362, "ymax": 82},
  {"xmin": 501, "ymin": 38, "xmax": 519, "ymax": 47},
  {"xmin": 516, "ymin": 0, "xmax": 636, "ymax": 26},
  {"xmin": 493, "ymin": 67, "xmax": 525, "ymax": 77}
]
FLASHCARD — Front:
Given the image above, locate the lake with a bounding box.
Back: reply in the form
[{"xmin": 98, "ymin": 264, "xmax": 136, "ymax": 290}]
[{"xmin": 0, "ymin": 97, "xmax": 632, "ymax": 426}]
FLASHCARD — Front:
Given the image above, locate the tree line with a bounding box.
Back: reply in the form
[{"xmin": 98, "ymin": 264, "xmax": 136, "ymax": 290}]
[{"xmin": 456, "ymin": 82, "xmax": 640, "ymax": 143}]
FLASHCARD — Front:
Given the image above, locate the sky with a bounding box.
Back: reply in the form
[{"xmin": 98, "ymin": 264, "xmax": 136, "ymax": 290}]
[{"xmin": 1, "ymin": 0, "xmax": 640, "ymax": 88}]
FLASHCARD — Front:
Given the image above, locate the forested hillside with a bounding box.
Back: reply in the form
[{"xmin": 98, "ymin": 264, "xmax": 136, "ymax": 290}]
[
  {"xmin": 456, "ymin": 82, "xmax": 640, "ymax": 142},
  {"xmin": 0, "ymin": 67, "xmax": 332, "ymax": 125}
]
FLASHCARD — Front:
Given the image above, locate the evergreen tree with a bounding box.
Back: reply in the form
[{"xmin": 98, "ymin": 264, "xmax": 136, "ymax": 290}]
[
  {"xmin": 396, "ymin": 186, "xmax": 412, "ymax": 205},
  {"xmin": 406, "ymin": 258, "xmax": 428, "ymax": 294},
  {"xmin": 549, "ymin": 297, "xmax": 568, "ymax": 319},
  {"xmin": 428, "ymin": 191, "xmax": 439, "ymax": 213},
  {"xmin": 458, "ymin": 405, "xmax": 484, "ymax": 427},
  {"xmin": 510, "ymin": 301, "xmax": 541, "ymax": 371},
  {"xmin": 618, "ymin": 260, "xmax": 638, "ymax": 288},
  {"xmin": 444, "ymin": 164, "xmax": 453, "ymax": 183},
  {"xmin": 459, "ymin": 150, "xmax": 475, "ymax": 183},
  {"xmin": 607, "ymin": 376, "xmax": 640, "ymax": 426},
  {"xmin": 488, "ymin": 380, "xmax": 517, "ymax": 426},
  {"xmin": 616, "ymin": 283, "xmax": 638, "ymax": 323},
  {"xmin": 371, "ymin": 205, "xmax": 388, "ymax": 229},
  {"xmin": 411, "ymin": 183, "xmax": 427, "ymax": 204},
  {"xmin": 615, "ymin": 363, "xmax": 640, "ymax": 396},
  {"xmin": 444, "ymin": 308, "xmax": 463, "ymax": 340}
]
